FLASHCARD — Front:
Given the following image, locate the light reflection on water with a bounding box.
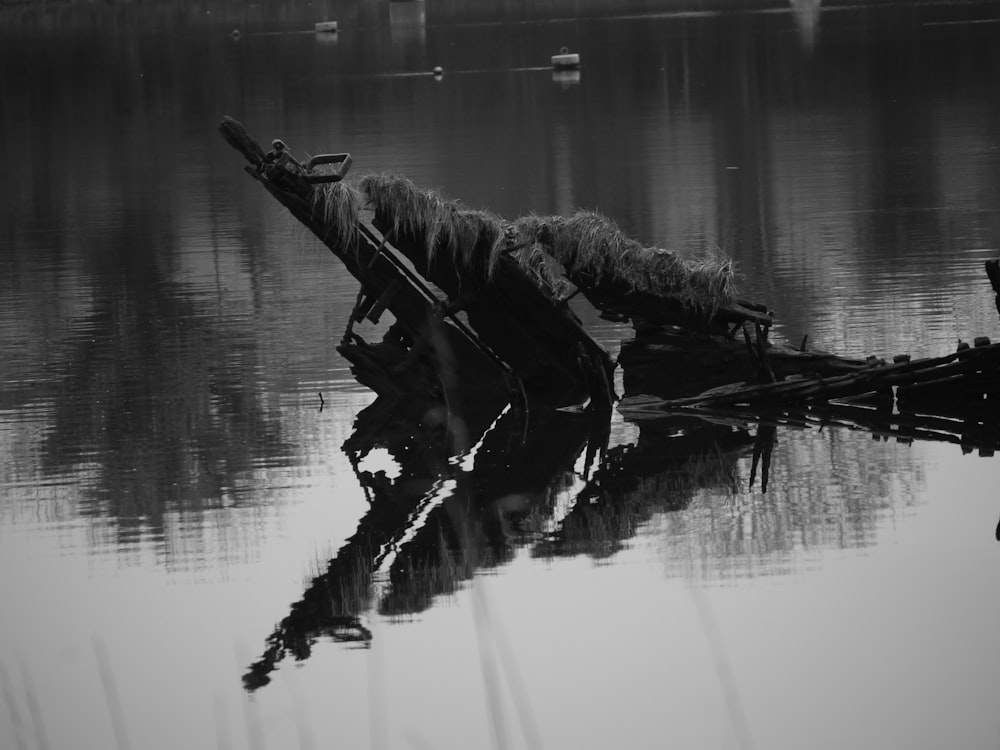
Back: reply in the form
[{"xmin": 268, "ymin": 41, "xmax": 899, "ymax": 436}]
[{"xmin": 2, "ymin": 1, "xmax": 1000, "ymax": 749}]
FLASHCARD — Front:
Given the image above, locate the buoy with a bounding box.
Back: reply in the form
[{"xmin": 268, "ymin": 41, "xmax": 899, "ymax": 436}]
[
  {"xmin": 432, "ymin": 66, "xmax": 443, "ymax": 77},
  {"xmin": 315, "ymin": 21, "xmax": 338, "ymax": 33},
  {"xmin": 230, "ymin": 29, "xmax": 241, "ymax": 39},
  {"xmin": 552, "ymin": 46, "xmax": 580, "ymax": 71}
]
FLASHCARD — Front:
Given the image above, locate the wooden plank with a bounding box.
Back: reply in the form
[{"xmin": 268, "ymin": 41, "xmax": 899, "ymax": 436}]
[{"xmin": 627, "ymin": 342, "xmax": 1000, "ymax": 410}]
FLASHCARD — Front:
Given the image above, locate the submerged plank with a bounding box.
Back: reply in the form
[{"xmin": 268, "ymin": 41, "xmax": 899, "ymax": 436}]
[
  {"xmin": 358, "ymin": 174, "xmax": 615, "ymax": 408},
  {"xmin": 621, "ymin": 341, "xmax": 1000, "ymax": 411}
]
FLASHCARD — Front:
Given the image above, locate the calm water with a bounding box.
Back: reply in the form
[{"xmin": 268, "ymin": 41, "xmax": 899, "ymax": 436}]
[{"xmin": 2, "ymin": 1, "xmax": 1000, "ymax": 749}]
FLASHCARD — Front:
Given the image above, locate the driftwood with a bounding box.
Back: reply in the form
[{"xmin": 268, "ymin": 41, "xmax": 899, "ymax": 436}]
[
  {"xmin": 619, "ymin": 397, "xmax": 1000, "ymax": 457},
  {"xmin": 625, "ymin": 337, "xmax": 1000, "ymax": 410},
  {"xmin": 619, "ymin": 257, "xmax": 1000, "ymax": 413}
]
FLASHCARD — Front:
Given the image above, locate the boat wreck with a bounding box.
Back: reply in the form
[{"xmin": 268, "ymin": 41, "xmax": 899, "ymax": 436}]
[
  {"xmin": 219, "ymin": 117, "xmax": 1000, "ymax": 418},
  {"xmin": 218, "ymin": 117, "xmax": 1000, "ymax": 692}
]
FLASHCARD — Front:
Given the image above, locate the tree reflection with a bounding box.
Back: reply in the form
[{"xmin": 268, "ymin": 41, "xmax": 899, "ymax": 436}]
[
  {"xmin": 37, "ymin": 286, "xmax": 293, "ymax": 540},
  {"xmin": 1, "ymin": 146, "xmax": 295, "ymax": 548}
]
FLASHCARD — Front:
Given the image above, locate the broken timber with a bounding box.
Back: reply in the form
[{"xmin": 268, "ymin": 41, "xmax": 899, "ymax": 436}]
[{"xmin": 620, "ymin": 335, "xmax": 1000, "ymax": 413}]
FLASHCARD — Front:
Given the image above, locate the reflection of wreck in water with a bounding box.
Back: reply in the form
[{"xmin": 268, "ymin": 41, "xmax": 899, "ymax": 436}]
[
  {"xmin": 531, "ymin": 416, "xmax": 753, "ymax": 560},
  {"xmin": 243, "ymin": 398, "xmax": 599, "ymax": 690},
  {"xmin": 222, "ymin": 119, "xmax": 1000, "ymax": 691},
  {"xmin": 243, "ymin": 384, "xmax": 997, "ymax": 690},
  {"xmin": 243, "ymin": 395, "xmax": 756, "ymax": 690}
]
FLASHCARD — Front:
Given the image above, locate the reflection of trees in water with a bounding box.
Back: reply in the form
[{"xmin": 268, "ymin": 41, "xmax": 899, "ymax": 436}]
[
  {"xmin": 0, "ymin": 16, "xmax": 317, "ymax": 555},
  {"xmin": 38, "ymin": 289, "xmax": 292, "ymax": 541},
  {"xmin": 244, "ymin": 395, "xmax": 944, "ymax": 690},
  {"xmin": 2, "ymin": 166, "xmax": 294, "ymax": 549}
]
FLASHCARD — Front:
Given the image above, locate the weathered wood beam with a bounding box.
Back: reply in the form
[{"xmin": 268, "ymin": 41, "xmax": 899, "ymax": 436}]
[{"xmin": 219, "ymin": 117, "xmax": 510, "ymax": 408}]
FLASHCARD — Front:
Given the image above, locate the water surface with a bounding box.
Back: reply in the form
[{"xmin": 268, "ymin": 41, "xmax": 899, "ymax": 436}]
[{"xmin": 2, "ymin": 2, "xmax": 1000, "ymax": 749}]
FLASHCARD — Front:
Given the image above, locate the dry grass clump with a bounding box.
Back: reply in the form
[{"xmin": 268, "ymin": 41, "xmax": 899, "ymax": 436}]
[
  {"xmin": 314, "ymin": 173, "xmax": 736, "ymax": 313},
  {"xmin": 513, "ymin": 211, "xmax": 736, "ymax": 315},
  {"xmin": 310, "ymin": 180, "xmax": 363, "ymax": 251},
  {"xmin": 359, "ymin": 174, "xmax": 507, "ymax": 277}
]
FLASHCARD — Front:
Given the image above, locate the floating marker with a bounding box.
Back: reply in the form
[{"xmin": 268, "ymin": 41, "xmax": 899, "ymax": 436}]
[
  {"xmin": 432, "ymin": 66, "xmax": 443, "ymax": 77},
  {"xmin": 315, "ymin": 21, "xmax": 338, "ymax": 33},
  {"xmin": 551, "ymin": 46, "xmax": 581, "ymax": 71}
]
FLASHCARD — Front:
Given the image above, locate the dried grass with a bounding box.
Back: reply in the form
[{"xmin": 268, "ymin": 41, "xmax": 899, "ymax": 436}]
[
  {"xmin": 359, "ymin": 174, "xmax": 506, "ymax": 276},
  {"xmin": 512, "ymin": 211, "xmax": 736, "ymax": 315},
  {"xmin": 321, "ymin": 174, "xmax": 739, "ymax": 313},
  {"xmin": 310, "ymin": 181, "xmax": 363, "ymax": 251}
]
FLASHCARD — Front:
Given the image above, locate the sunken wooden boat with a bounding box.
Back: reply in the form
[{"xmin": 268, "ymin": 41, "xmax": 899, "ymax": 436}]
[{"xmin": 219, "ymin": 117, "xmax": 1000, "ymax": 418}]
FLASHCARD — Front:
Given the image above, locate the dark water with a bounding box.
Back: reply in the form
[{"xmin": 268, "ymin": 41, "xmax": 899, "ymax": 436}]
[{"xmin": 2, "ymin": 2, "xmax": 1000, "ymax": 749}]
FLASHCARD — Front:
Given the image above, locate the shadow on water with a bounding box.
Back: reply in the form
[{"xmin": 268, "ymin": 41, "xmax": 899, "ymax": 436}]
[{"xmin": 243, "ymin": 383, "xmax": 1000, "ymax": 691}]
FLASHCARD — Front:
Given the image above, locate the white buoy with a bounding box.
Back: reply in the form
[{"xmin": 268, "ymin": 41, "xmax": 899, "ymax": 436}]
[
  {"xmin": 314, "ymin": 21, "xmax": 338, "ymax": 33},
  {"xmin": 551, "ymin": 46, "xmax": 580, "ymax": 71}
]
